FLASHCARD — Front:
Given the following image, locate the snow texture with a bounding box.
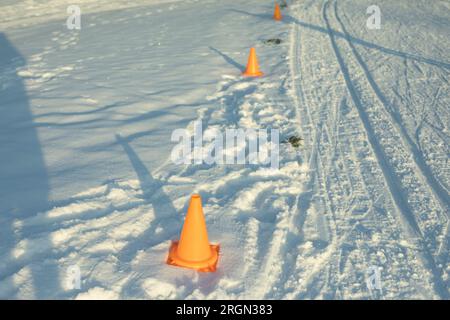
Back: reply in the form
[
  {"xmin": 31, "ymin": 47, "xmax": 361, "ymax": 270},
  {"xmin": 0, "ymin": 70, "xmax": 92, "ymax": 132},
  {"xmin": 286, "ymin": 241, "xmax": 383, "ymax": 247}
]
[{"xmin": 0, "ymin": 0, "xmax": 449, "ymax": 299}]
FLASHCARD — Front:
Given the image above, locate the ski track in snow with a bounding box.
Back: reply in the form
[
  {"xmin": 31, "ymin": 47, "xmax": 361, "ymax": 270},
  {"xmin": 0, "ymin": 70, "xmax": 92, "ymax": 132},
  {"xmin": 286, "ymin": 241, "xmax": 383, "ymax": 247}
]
[
  {"xmin": 0, "ymin": 0, "xmax": 449, "ymax": 299},
  {"xmin": 320, "ymin": 0, "xmax": 448, "ymax": 298}
]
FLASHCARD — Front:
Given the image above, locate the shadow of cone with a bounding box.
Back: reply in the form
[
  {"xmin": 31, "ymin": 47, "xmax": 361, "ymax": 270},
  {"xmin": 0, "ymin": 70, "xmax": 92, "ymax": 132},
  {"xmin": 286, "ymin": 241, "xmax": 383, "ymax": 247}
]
[
  {"xmin": 274, "ymin": 3, "xmax": 282, "ymax": 21},
  {"xmin": 167, "ymin": 194, "xmax": 219, "ymax": 272},
  {"xmin": 242, "ymin": 47, "xmax": 264, "ymax": 77}
]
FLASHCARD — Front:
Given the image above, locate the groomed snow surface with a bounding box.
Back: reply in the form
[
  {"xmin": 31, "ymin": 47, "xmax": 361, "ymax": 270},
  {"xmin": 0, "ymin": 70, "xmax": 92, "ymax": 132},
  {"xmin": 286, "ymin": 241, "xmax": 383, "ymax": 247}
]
[{"xmin": 0, "ymin": 0, "xmax": 449, "ymax": 299}]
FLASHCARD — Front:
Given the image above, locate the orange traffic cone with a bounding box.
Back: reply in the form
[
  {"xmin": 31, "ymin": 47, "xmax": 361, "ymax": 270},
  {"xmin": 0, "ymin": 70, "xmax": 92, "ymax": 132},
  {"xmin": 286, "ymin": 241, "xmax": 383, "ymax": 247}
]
[
  {"xmin": 274, "ymin": 3, "xmax": 282, "ymax": 21},
  {"xmin": 242, "ymin": 47, "xmax": 264, "ymax": 77},
  {"xmin": 167, "ymin": 194, "xmax": 219, "ymax": 272}
]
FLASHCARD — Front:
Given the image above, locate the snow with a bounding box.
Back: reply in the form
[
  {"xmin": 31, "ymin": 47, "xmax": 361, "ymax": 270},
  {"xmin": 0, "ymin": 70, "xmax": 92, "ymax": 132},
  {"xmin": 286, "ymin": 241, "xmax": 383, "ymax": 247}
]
[{"xmin": 0, "ymin": 0, "xmax": 449, "ymax": 299}]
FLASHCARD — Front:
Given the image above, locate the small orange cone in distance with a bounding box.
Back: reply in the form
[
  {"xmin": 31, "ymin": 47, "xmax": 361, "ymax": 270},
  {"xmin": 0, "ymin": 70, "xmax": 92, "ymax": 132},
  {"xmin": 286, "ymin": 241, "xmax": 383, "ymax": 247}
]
[
  {"xmin": 167, "ymin": 194, "xmax": 219, "ymax": 272},
  {"xmin": 274, "ymin": 3, "xmax": 282, "ymax": 21},
  {"xmin": 242, "ymin": 47, "xmax": 264, "ymax": 77}
]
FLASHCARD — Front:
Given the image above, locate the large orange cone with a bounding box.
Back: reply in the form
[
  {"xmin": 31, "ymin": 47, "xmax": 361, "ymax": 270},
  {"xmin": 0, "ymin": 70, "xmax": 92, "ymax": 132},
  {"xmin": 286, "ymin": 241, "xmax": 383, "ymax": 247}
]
[
  {"xmin": 167, "ymin": 194, "xmax": 219, "ymax": 272},
  {"xmin": 273, "ymin": 3, "xmax": 282, "ymax": 21},
  {"xmin": 242, "ymin": 47, "xmax": 264, "ymax": 77}
]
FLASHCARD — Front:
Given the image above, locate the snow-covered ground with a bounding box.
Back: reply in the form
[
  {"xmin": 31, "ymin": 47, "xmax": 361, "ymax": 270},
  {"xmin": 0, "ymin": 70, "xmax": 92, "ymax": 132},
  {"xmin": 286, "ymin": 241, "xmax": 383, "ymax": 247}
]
[{"xmin": 0, "ymin": 0, "xmax": 448, "ymax": 299}]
